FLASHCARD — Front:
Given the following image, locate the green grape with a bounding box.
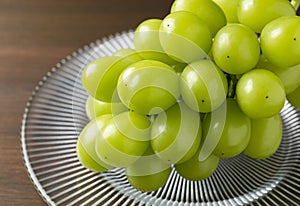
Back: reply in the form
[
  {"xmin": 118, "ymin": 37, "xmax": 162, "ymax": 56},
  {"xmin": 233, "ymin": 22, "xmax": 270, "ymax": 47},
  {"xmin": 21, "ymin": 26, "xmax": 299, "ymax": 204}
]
[
  {"xmin": 212, "ymin": 0, "xmax": 239, "ymax": 23},
  {"xmin": 126, "ymin": 167, "xmax": 171, "ymax": 192},
  {"xmin": 77, "ymin": 141, "xmax": 110, "ymax": 172},
  {"xmin": 171, "ymin": 0, "xmax": 226, "ymax": 36},
  {"xmin": 117, "ymin": 60, "xmax": 179, "ymax": 115},
  {"xmin": 212, "ymin": 23, "xmax": 260, "ymax": 74},
  {"xmin": 202, "ymin": 99, "xmax": 251, "ymax": 158},
  {"xmin": 127, "ymin": 167, "xmax": 171, "ymax": 192},
  {"xmin": 95, "ymin": 111, "xmax": 150, "ymax": 167},
  {"xmin": 126, "ymin": 146, "xmax": 171, "ymax": 176},
  {"xmin": 180, "ymin": 59, "xmax": 228, "ymax": 113},
  {"xmin": 159, "ymin": 11, "xmax": 212, "ymax": 63},
  {"xmin": 255, "ymin": 54, "xmax": 283, "ymax": 73},
  {"xmin": 85, "ymin": 96, "xmax": 128, "ymax": 120},
  {"xmin": 255, "ymin": 55, "xmax": 300, "ymax": 94},
  {"xmin": 113, "ymin": 48, "xmax": 143, "ymax": 62},
  {"xmin": 126, "ymin": 146, "xmax": 171, "ymax": 192},
  {"xmin": 81, "ymin": 56, "xmax": 135, "ymax": 102},
  {"xmin": 244, "ymin": 114, "xmax": 282, "ymax": 159},
  {"xmin": 273, "ymin": 64, "xmax": 300, "ymax": 94},
  {"xmin": 111, "ymin": 110, "xmax": 151, "ymax": 142},
  {"xmin": 151, "ymin": 102, "xmax": 202, "ymax": 164},
  {"xmin": 236, "ymin": 69, "xmax": 286, "ymax": 119},
  {"xmin": 287, "ymin": 85, "xmax": 300, "ymax": 108},
  {"xmin": 237, "ymin": 0, "xmax": 295, "ymax": 33},
  {"xmin": 77, "ymin": 115, "xmax": 114, "ymax": 172},
  {"xmin": 175, "ymin": 147, "xmax": 219, "ymax": 181},
  {"xmin": 134, "ymin": 19, "xmax": 178, "ymax": 65},
  {"xmin": 261, "ymin": 16, "xmax": 300, "ymax": 68}
]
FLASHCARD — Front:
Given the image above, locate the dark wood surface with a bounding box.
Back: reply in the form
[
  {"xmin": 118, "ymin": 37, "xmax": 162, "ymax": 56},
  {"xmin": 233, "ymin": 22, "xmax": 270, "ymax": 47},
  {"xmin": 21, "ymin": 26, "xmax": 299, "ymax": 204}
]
[
  {"xmin": 0, "ymin": 1, "xmax": 173, "ymax": 205},
  {"xmin": 1, "ymin": 1, "xmax": 299, "ymax": 205}
]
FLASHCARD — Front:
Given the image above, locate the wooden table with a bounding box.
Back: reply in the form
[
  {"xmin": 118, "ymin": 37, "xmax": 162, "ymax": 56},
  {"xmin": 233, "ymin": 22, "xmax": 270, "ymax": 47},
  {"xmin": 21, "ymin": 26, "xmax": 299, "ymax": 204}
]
[
  {"xmin": 0, "ymin": 0, "xmax": 172, "ymax": 205},
  {"xmin": 1, "ymin": 1, "xmax": 299, "ymax": 205}
]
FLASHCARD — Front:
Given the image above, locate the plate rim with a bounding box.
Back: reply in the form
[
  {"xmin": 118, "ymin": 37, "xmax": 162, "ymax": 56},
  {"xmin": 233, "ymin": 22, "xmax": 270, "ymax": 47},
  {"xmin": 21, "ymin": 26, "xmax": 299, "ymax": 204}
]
[{"xmin": 19, "ymin": 29, "xmax": 300, "ymax": 206}]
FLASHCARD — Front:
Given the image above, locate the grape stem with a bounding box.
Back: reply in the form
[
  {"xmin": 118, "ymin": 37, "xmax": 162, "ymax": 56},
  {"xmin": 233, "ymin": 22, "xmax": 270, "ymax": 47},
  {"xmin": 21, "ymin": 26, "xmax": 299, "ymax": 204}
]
[{"xmin": 227, "ymin": 75, "xmax": 238, "ymax": 99}]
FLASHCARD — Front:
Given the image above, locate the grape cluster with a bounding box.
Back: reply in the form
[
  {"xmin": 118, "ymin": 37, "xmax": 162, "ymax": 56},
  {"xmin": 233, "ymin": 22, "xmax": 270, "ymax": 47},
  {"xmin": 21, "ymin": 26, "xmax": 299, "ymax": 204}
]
[{"xmin": 77, "ymin": 0, "xmax": 300, "ymax": 192}]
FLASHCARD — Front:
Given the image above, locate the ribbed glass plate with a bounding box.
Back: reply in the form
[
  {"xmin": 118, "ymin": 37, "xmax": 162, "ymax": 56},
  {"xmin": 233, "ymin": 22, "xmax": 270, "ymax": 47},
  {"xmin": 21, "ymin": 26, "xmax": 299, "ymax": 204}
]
[{"xmin": 21, "ymin": 31, "xmax": 300, "ymax": 206}]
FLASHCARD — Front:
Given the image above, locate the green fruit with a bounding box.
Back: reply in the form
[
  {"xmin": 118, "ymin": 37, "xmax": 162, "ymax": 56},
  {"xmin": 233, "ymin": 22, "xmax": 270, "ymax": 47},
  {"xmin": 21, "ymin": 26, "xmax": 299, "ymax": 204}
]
[
  {"xmin": 236, "ymin": 69, "xmax": 286, "ymax": 119},
  {"xmin": 212, "ymin": 23, "xmax": 260, "ymax": 74},
  {"xmin": 95, "ymin": 111, "xmax": 150, "ymax": 167},
  {"xmin": 287, "ymin": 85, "xmax": 300, "ymax": 109},
  {"xmin": 126, "ymin": 147, "xmax": 171, "ymax": 192},
  {"xmin": 180, "ymin": 59, "xmax": 228, "ymax": 113},
  {"xmin": 175, "ymin": 147, "xmax": 219, "ymax": 181},
  {"xmin": 202, "ymin": 99, "xmax": 251, "ymax": 158},
  {"xmin": 151, "ymin": 102, "xmax": 202, "ymax": 164},
  {"xmin": 171, "ymin": 0, "xmax": 226, "ymax": 36},
  {"xmin": 237, "ymin": 0, "xmax": 295, "ymax": 33},
  {"xmin": 81, "ymin": 56, "xmax": 134, "ymax": 102},
  {"xmin": 77, "ymin": 115, "xmax": 114, "ymax": 172},
  {"xmin": 134, "ymin": 19, "xmax": 178, "ymax": 65},
  {"xmin": 85, "ymin": 96, "xmax": 128, "ymax": 120},
  {"xmin": 126, "ymin": 167, "xmax": 171, "ymax": 192},
  {"xmin": 255, "ymin": 56, "xmax": 300, "ymax": 94},
  {"xmin": 255, "ymin": 54, "xmax": 283, "ymax": 73},
  {"xmin": 159, "ymin": 11, "xmax": 212, "ymax": 63},
  {"xmin": 117, "ymin": 60, "xmax": 179, "ymax": 115},
  {"xmin": 212, "ymin": 0, "xmax": 239, "ymax": 23},
  {"xmin": 244, "ymin": 114, "xmax": 282, "ymax": 159},
  {"xmin": 274, "ymin": 64, "xmax": 300, "ymax": 94},
  {"xmin": 77, "ymin": 141, "xmax": 111, "ymax": 173},
  {"xmin": 261, "ymin": 16, "xmax": 300, "ymax": 67}
]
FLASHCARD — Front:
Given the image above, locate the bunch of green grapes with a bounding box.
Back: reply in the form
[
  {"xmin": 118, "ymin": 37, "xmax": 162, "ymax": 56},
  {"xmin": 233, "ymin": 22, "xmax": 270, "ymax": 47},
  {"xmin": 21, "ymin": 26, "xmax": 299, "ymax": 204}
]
[{"xmin": 77, "ymin": 0, "xmax": 300, "ymax": 192}]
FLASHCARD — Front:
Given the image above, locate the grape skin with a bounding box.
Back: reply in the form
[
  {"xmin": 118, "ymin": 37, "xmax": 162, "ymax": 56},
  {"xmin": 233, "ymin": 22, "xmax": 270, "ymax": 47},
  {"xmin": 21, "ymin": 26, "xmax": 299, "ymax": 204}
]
[
  {"xmin": 76, "ymin": 0, "xmax": 299, "ymax": 192},
  {"xmin": 236, "ymin": 69, "xmax": 286, "ymax": 119},
  {"xmin": 202, "ymin": 99, "xmax": 251, "ymax": 158},
  {"xmin": 244, "ymin": 114, "xmax": 283, "ymax": 160}
]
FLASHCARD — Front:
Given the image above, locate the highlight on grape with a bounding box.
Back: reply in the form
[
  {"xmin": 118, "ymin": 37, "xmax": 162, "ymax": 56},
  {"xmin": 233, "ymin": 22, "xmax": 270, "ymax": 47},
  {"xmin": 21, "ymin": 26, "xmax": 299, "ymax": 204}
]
[{"xmin": 77, "ymin": 0, "xmax": 300, "ymax": 192}]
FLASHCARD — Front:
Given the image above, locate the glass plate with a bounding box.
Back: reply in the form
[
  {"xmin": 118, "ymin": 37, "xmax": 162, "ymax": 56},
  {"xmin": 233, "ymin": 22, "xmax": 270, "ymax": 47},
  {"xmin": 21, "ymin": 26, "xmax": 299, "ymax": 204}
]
[{"xmin": 21, "ymin": 31, "xmax": 300, "ymax": 206}]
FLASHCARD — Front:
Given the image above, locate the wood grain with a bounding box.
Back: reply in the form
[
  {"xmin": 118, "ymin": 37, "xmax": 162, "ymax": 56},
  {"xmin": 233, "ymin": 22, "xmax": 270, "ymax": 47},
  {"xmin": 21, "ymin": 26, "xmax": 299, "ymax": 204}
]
[
  {"xmin": 0, "ymin": 0, "xmax": 172, "ymax": 205},
  {"xmin": 1, "ymin": 1, "xmax": 299, "ymax": 205}
]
